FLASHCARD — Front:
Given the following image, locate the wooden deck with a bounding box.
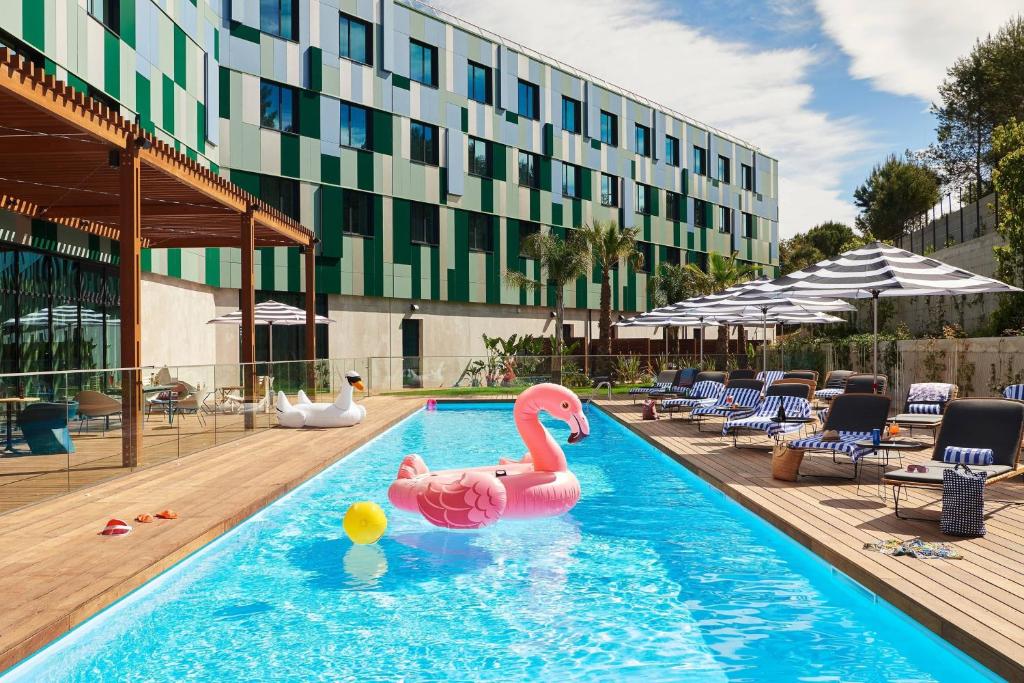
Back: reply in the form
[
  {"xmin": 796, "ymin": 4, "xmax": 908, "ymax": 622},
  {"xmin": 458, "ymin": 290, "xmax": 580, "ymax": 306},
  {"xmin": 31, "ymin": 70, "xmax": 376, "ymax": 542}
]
[
  {"xmin": 0, "ymin": 395, "xmax": 420, "ymax": 673},
  {"xmin": 597, "ymin": 399, "xmax": 1024, "ymax": 681}
]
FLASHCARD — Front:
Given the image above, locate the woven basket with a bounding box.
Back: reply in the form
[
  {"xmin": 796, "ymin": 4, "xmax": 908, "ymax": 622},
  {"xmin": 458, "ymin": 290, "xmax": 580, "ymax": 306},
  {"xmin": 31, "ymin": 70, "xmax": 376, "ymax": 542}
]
[{"xmin": 772, "ymin": 445, "xmax": 804, "ymax": 482}]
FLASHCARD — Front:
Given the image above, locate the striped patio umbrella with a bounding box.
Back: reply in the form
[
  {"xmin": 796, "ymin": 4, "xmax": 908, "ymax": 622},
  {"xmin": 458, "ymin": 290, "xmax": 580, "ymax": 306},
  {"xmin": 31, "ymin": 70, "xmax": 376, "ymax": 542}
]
[
  {"xmin": 207, "ymin": 300, "xmax": 334, "ymax": 362},
  {"xmin": 3, "ymin": 304, "xmax": 119, "ymax": 329},
  {"xmin": 737, "ymin": 241, "xmax": 1023, "ymax": 377},
  {"xmin": 616, "ymin": 315, "xmax": 721, "ymax": 363}
]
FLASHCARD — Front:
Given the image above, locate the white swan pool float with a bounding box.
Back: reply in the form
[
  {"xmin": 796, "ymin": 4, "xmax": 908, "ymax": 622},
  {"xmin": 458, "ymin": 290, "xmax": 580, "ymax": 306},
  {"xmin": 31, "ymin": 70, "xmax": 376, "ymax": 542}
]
[{"xmin": 275, "ymin": 371, "xmax": 367, "ymax": 428}]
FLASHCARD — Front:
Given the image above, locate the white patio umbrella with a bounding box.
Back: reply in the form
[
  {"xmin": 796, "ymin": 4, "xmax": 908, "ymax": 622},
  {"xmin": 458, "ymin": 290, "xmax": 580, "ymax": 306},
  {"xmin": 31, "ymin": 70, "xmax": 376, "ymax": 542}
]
[
  {"xmin": 207, "ymin": 300, "xmax": 334, "ymax": 362},
  {"xmin": 735, "ymin": 241, "xmax": 1023, "ymax": 377},
  {"xmin": 3, "ymin": 304, "xmax": 119, "ymax": 329},
  {"xmin": 718, "ymin": 309, "xmax": 846, "ymax": 370},
  {"xmin": 615, "ymin": 315, "xmax": 722, "ymax": 364}
]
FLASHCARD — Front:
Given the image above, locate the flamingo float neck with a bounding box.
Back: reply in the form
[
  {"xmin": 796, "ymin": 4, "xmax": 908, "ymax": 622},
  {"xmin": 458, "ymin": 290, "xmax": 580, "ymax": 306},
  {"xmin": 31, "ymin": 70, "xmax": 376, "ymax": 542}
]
[{"xmin": 513, "ymin": 394, "xmax": 567, "ymax": 473}]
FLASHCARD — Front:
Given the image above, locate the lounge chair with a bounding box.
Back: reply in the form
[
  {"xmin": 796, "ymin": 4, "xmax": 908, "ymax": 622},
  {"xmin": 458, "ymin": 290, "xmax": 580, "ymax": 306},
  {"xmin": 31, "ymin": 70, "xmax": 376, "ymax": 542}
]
[
  {"xmin": 844, "ymin": 374, "xmax": 888, "ymax": 394},
  {"xmin": 74, "ymin": 390, "xmax": 121, "ymax": 434},
  {"xmin": 695, "ymin": 371, "xmax": 726, "ymax": 384},
  {"xmin": 756, "ymin": 370, "xmax": 785, "ymax": 388},
  {"xmin": 890, "ymin": 382, "xmax": 958, "ymax": 436},
  {"xmin": 728, "ymin": 369, "xmax": 757, "ymax": 381},
  {"xmin": 814, "ymin": 370, "xmax": 854, "ymax": 401},
  {"xmin": 722, "ymin": 385, "xmax": 814, "ymax": 446},
  {"xmin": 17, "ymin": 402, "xmax": 79, "ymax": 455},
  {"xmin": 783, "ymin": 370, "xmax": 819, "ymax": 383},
  {"xmin": 173, "ymin": 391, "xmax": 210, "ymax": 427},
  {"xmin": 146, "ymin": 382, "xmax": 189, "ymax": 422},
  {"xmin": 629, "ymin": 370, "xmax": 679, "ymax": 402},
  {"xmin": 1002, "ymin": 384, "xmax": 1024, "ymax": 401},
  {"xmin": 661, "ymin": 377, "xmax": 726, "ymax": 417},
  {"xmin": 691, "ymin": 379, "xmax": 764, "ymax": 432},
  {"xmin": 787, "ymin": 393, "xmax": 891, "ymax": 479},
  {"xmin": 773, "ymin": 378, "xmax": 816, "ymax": 397},
  {"xmin": 649, "ymin": 369, "xmax": 701, "ymax": 399},
  {"xmin": 883, "ymin": 398, "xmax": 1024, "ymax": 519}
]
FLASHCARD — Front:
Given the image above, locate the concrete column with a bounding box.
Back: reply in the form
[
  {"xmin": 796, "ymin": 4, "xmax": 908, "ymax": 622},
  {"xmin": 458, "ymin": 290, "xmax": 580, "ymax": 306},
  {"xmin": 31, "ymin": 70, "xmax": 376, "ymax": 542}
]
[{"xmin": 119, "ymin": 145, "xmax": 142, "ymax": 468}]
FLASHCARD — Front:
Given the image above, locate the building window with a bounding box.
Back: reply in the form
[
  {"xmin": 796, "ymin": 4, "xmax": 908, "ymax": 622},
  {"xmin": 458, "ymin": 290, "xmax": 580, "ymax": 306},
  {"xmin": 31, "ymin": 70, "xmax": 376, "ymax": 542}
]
[
  {"xmin": 469, "ymin": 213, "xmax": 493, "ymax": 252},
  {"xmin": 562, "ymin": 163, "xmax": 581, "ymax": 198},
  {"xmin": 635, "ymin": 183, "xmax": 654, "ymax": 215},
  {"xmin": 743, "ymin": 212, "xmax": 756, "ymax": 238},
  {"xmin": 339, "ymin": 12, "xmax": 372, "ymax": 64},
  {"xmin": 666, "ymin": 246, "xmax": 681, "ymax": 265},
  {"xmin": 636, "ymin": 242, "xmax": 653, "ymax": 273},
  {"xmin": 259, "ymin": 80, "xmax": 296, "ymax": 134},
  {"xmin": 634, "ymin": 124, "xmax": 650, "ymax": 157},
  {"xmin": 562, "ymin": 96, "xmax": 581, "ymax": 134},
  {"xmin": 694, "ymin": 198, "xmax": 709, "ymax": 228},
  {"xmin": 666, "ymin": 191, "xmax": 683, "ymax": 221},
  {"xmin": 518, "ymin": 79, "xmax": 540, "ymax": 120},
  {"xmin": 720, "ymin": 206, "xmax": 733, "ymax": 234},
  {"xmin": 718, "ymin": 155, "xmax": 731, "ymax": 183},
  {"xmin": 518, "ymin": 151, "xmax": 540, "ymax": 188},
  {"xmin": 343, "ymin": 189, "xmax": 374, "ymax": 237},
  {"xmin": 340, "ymin": 101, "xmax": 371, "ymax": 150},
  {"xmin": 600, "ymin": 111, "xmax": 618, "ymax": 146},
  {"xmin": 410, "ymin": 120, "xmax": 438, "ymax": 165},
  {"xmin": 88, "ymin": 0, "xmax": 120, "ymax": 34},
  {"xmin": 600, "ymin": 173, "xmax": 618, "ymax": 207},
  {"xmin": 260, "ymin": 0, "xmax": 296, "ymax": 40},
  {"xmin": 468, "ymin": 137, "xmax": 491, "ymax": 177},
  {"xmin": 259, "ymin": 175, "xmax": 300, "ymax": 220},
  {"xmin": 410, "ymin": 202, "xmax": 440, "ymax": 245},
  {"xmin": 693, "ymin": 145, "xmax": 707, "ymax": 175},
  {"xmin": 519, "ymin": 221, "xmax": 540, "ymax": 257},
  {"xmin": 467, "ymin": 61, "xmax": 492, "ymax": 104},
  {"xmin": 741, "ymin": 163, "xmax": 754, "ymax": 190},
  {"xmin": 665, "ymin": 135, "xmax": 680, "ymax": 166},
  {"xmin": 409, "ymin": 39, "xmax": 437, "ymax": 86}
]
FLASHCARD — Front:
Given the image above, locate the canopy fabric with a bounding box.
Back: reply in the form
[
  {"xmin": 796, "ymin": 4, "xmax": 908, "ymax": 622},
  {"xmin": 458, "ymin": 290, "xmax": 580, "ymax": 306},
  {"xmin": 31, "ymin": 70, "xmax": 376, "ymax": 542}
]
[{"xmin": 207, "ymin": 300, "xmax": 333, "ymax": 326}]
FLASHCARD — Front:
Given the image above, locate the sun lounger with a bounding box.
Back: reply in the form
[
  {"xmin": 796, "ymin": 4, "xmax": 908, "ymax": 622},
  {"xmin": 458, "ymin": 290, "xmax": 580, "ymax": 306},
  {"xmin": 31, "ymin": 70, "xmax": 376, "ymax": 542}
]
[
  {"xmin": 756, "ymin": 370, "xmax": 785, "ymax": 387},
  {"xmin": 691, "ymin": 379, "xmax": 764, "ymax": 432},
  {"xmin": 728, "ymin": 369, "xmax": 757, "ymax": 381},
  {"xmin": 813, "ymin": 370, "xmax": 854, "ymax": 401},
  {"xmin": 629, "ymin": 370, "xmax": 678, "ymax": 402},
  {"xmin": 786, "ymin": 393, "xmax": 891, "ymax": 479},
  {"xmin": 722, "ymin": 394, "xmax": 813, "ymax": 446},
  {"xmin": 661, "ymin": 379, "xmax": 725, "ymax": 417}
]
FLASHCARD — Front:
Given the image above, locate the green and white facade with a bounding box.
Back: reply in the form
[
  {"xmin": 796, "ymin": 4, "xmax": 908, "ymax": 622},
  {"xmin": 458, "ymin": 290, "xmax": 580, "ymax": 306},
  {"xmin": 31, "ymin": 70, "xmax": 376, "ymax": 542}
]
[{"xmin": 0, "ymin": 0, "xmax": 779, "ymax": 375}]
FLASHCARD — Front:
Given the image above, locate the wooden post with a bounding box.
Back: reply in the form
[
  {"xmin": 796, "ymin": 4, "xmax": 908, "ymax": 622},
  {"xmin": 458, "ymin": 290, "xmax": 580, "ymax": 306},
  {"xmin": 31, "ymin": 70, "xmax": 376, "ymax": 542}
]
[
  {"xmin": 240, "ymin": 208, "xmax": 256, "ymax": 429},
  {"xmin": 304, "ymin": 244, "xmax": 317, "ymax": 398},
  {"xmin": 119, "ymin": 145, "xmax": 142, "ymax": 468}
]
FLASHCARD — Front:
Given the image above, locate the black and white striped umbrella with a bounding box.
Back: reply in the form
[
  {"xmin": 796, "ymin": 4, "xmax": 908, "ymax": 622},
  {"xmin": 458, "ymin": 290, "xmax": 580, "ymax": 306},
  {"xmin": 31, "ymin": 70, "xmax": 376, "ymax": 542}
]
[
  {"xmin": 3, "ymin": 305, "xmax": 119, "ymax": 329},
  {"xmin": 208, "ymin": 300, "xmax": 333, "ymax": 362}
]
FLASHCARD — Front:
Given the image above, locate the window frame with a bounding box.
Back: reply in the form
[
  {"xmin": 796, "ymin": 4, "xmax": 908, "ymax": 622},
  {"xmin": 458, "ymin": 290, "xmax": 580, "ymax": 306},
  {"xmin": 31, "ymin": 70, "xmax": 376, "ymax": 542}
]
[
  {"xmin": 741, "ymin": 163, "xmax": 754, "ymax": 191},
  {"xmin": 339, "ymin": 11, "xmax": 373, "ymax": 65},
  {"xmin": 719, "ymin": 205, "xmax": 733, "ymax": 234},
  {"xmin": 518, "ymin": 150, "xmax": 540, "ymax": 188},
  {"xmin": 518, "ymin": 221, "xmax": 541, "ymax": 257},
  {"xmin": 600, "ymin": 173, "xmax": 619, "ymax": 207},
  {"xmin": 634, "ymin": 123, "xmax": 651, "ymax": 157},
  {"xmin": 666, "ymin": 191, "xmax": 682, "ymax": 222},
  {"xmin": 517, "ymin": 79, "xmax": 540, "ymax": 120},
  {"xmin": 468, "ymin": 137, "xmax": 492, "ymax": 178},
  {"xmin": 409, "ymin": 39, "xmax": 438, "ymax": 87},
  {"xmin": 718, "ymin": 155, "xmax": 731, "ymax": 184},
  {"xmin": 693, "ymin": 198, "xmax": 709, "ymax": 229},
  {"xmin": 342, "ymin": 189, "xmax": 375, "ymax": 237},
  {"xmin": 467, "ymin": 61, "xmax": 493, "ymax": 105},
  {"xmin": 561, "ymin": 162, "xmax": 581, "ymax": 198},
  {"xmin": 665, "ymin": 135, "xmax": 680, "ymax": 167},
  {"xmin": 665, "ymin": 246, "xmax": 681, "ymax": 266},
  {"xmin": 340, "ymin": 100, "xmax": 372, "ymax": 150},
  {"xmin": 561, "ymin": 96, "xmax": 581, "ymax": 134},
  {"xmin": 634, "ymin": 183, "xmax": 654, "ymax": 215},
  {"xmin": 410, "ymin": 202, "xmax": 440, "ymax": 246},
  {"xmin": 468, "ymin": 212, "xmax": 494, "ymax": 252},
  {"xmin": 636, "ymin": 242, "xmax": 653, "ymax": 273},
  {"xmin": 87, "ymin": 0, "xmax": 121, "ymax": 35},
  {"xmin": 599, "ymin": 110, "xmax": 618, "ymax": 146},
  {"xmin": 259, "ymin": 175, "xmax": 300, "ymax": 220},
  {"xmin": 693, "ymin": 145, "xmax": 707, "ymax": 176},
  {"xmin": 410, "ymin": 120, "xmax": 439, "ymax": 166},
  {"xmin": 743, "ymin": 212, "xmax": 756, "ymax": 238},
  {"xmin": 259, "ymin": 79, "xmax": 297, "ymax": 135},
  {"xmin": 260, "ymin": 0, "xmax": 298, "ymax": 41}
]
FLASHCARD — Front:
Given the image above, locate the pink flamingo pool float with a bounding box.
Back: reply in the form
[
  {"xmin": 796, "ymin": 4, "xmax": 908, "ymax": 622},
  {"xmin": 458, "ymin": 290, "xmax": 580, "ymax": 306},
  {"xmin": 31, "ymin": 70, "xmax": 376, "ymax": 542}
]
[{"xmin": 388, "ymin": 383, "xmax": 589, "ymax": 529}]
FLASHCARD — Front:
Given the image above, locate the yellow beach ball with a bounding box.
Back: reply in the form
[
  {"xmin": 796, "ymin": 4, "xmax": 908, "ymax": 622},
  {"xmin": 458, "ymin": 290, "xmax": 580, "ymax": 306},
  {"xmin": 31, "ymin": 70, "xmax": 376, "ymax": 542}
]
[{"xmin": 343, "ymin": 501, "xmax": 388, "ymax": 545}]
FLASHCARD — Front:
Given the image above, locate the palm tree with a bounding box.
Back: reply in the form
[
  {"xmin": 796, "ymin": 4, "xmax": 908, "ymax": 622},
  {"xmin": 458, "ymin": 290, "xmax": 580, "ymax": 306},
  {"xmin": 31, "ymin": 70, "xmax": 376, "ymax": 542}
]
[
  {"xmin": 647, "ymin": 262, "xmax": 696, "ymax": 354},
  {"xmin": 580, "ymin": 221, "xmax": 644, "ymax": 356},
  {"xmin": 682, "ymin": 252, "xmax": 760, "ymax": 357},
  {"xmin": 505, "ymin": 229, "xmax": 592, "ymax": 382}
]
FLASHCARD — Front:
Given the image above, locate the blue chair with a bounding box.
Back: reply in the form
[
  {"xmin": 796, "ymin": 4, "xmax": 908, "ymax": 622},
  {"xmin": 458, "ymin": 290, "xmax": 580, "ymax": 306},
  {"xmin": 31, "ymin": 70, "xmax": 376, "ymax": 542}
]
[{"xmin": 17, "ymin": 401, "xmax": 78, "ymax": 455}]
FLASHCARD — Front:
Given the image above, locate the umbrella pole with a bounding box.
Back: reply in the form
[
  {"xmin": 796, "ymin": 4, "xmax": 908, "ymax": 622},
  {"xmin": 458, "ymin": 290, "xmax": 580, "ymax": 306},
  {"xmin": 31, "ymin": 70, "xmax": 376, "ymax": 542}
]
[
  {"xmin": 699, "ymin": 324, "xmax": 704, "ymax": 365},
  {"xmin": 872, "ymin": 292, "xmax": 879, "ymax": 381},
  {"xmin": 762, "ymin": 310, "xmax": 767, "ymax": 371}
]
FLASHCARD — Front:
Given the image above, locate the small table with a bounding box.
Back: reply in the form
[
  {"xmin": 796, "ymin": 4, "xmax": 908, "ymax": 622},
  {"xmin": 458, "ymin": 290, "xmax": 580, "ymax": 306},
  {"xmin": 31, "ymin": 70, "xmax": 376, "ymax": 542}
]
[
  {"xmin": 770, "ymin": 417, "xmax": 816, "ymax": 424},
  {"xmin": 1, "ymin": 397, "xmax": 40, "ymax": 453},
  {"xmin": 853, "ymin": 438, "xmax": 927, "ymax": 496},
  {"xmin": 143, "ymin": 384, "xmax": 180, "ymax": 425}
]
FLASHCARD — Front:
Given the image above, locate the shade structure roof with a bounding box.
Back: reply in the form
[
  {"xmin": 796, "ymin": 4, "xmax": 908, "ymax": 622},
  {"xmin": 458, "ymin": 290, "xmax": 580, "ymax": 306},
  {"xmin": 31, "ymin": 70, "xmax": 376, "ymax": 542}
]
[
  {"xmin": 0, "ymin": 49, "xmax": 312, "ymax": 249},
  {"xmin": 615, "ymin": 315, "xmax": 721, "ymax": 327},
  {"xmin": 207, "ymin": 300, "xmax": 334, "ymax": 326}
]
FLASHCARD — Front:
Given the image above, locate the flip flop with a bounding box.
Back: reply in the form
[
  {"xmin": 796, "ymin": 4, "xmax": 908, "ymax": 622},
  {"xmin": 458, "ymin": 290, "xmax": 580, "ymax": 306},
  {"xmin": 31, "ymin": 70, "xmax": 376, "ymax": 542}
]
[
  {"xmin": 155, "ymin": 509, "xmax": 178, "ymax": 520},
  {"xmin": 135, "ymin": 513, "xmax": 154, "ymax": 523}
]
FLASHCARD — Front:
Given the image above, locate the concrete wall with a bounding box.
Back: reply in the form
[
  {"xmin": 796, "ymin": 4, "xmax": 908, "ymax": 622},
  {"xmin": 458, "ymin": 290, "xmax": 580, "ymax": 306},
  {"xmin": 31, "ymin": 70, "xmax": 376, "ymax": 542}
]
[{"xmin": 897, "ymin": 337, "xmax": 1024, "ymax": 399}]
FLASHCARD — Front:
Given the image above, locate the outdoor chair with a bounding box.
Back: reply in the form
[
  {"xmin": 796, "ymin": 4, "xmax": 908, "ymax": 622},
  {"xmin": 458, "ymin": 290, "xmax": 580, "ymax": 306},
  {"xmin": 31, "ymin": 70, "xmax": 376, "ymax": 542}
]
[
  {"xmin": 786, "ymin": 393, "xmax": 891, "ymax": 479},
  {"xmin": 661, "ymin": 379, "xmax": 726, "ymax": 418},
  {"xmin": 146, "ymin": 382, "xmax": 189, "ymax": 422},
  {"xmin": 667, "ymin": 368, "xmax": 699, "ymax": 392},
  {"xmin": 1002, "ymin": 384, "xmax": 1024, "ymax": 401},
  {"xmin": 630, "ymin": 370, "xmax": 678, "ymax": 402},
  {"xmin": 17, "ymin": 401, "xmax": 79, "ymax": 455},
  {"xmin": 813, "ymin": 370, "xmax": 854, "ymax": 401},
  {"xmin": 727, "ymin": 369, "xmax": 757, "ymax": 382},
  {"xmin": 883, "ymin": 398, "xmax": 1024, "ymax": 519},
  {"xmin": 691, "ymin": 379, "xmax": 764, "ymax": 432},
  {"xmin": 890, "ymin": 382, "xmax": 958, "ymax": 437},
  {"xmin": 844, "ymin": 374, "xmax": 888, "ymax": 394},
  {"xmin": 74, "ymin": 390, "xmax": 121, "ymax": 434},
  {"xmin": 722, "ymin": 393, "xmax": 813, "ymax": 446},
  {"xmin": 773, "ymin": 378, "xmax": 817, "ymax": 398},
  {"xmin": 173, "ymin": 391, "xmax": 209, "ymax": 427},
  {"xmin": 756, "ymin": 370, "xmax": 785, "ymax": 388},
  {"xmin": 695, "ymin": 371, "xmax": 726, "ymax": 384},
  {"xmin": 783, "ymin": 370, "xmax": 819, "ymax": 383}
]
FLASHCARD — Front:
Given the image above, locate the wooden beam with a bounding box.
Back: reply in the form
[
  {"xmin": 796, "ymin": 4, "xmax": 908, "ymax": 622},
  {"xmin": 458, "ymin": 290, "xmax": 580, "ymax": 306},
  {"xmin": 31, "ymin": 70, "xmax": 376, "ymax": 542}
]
[
  {"xmin": 142, "ymin": 237, "xmax": 296, "ymax": 249},
  {"xmin": 119, "ymin": 147, "xmax": 142, "ymax": 469},
  {"xmin": 138, "ymin": 145, "xmax": 247, "ymax": 214},
  {"xmin": 254, "ymin": 208, "xmax": 315, "ymax": 247},
  {"xmin": 41, "ymin": 203, "xmax": 232, "ymax": 220},
  {"xmin": 240, "ymin": 208, "xmax": 256, "ymax": 430},
  {"xmin": 305, "ymin": 246, "xmax": 317, "ymax": 399}
]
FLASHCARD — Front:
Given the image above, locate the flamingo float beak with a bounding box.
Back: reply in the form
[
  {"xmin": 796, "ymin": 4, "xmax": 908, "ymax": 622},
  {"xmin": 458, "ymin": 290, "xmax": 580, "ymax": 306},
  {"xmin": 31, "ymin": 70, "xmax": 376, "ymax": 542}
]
[
  {"xmin": 354, "ymin": 381, "xmax": 365, "ymax": 392},
  {"xmin": 567, "ymin": 410, "xmax": 590, "ymax": 444}
]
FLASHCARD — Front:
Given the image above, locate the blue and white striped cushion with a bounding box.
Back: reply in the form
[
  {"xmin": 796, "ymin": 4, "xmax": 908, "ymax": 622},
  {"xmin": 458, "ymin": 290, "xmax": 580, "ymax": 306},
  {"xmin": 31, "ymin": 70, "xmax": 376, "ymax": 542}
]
[
  {"xmin": 661, "ymin": 381, "xmax": 725, "ymax": 408},
  {"xmin": 1003, "ymin": 384, "xmax": 1024, "ymax": 400},
  {"xmin": 662, "ymin": 396, "xmax": 717, "ymax": 409},
  {"xmin": 692, "ymin": 387, "xmax": 762, "ymax": 419},
  {"xmin": 723, "ymin": 396, "xmax": 812, "ymax": 437},
  {"xmin": 789, "ymin": 431, "xmax": 875, "ymax": 461},
  {"xmin": 942, "ymin": 446, "xmax": 995, "ymax": 465},
  {"xmin": 757, "ymin": 370, "xmax": 785, "ymax": 387},
  {"xmin": 814, "ymin": 387, "xmax": 844, "ymax": 399},
  {"xmin": 907, "ymin": 403, "xmax": 942, "ymax": 415},
  {"xmin": 629, "ymin": 381, "xmax": 673, "ymax": 395}
]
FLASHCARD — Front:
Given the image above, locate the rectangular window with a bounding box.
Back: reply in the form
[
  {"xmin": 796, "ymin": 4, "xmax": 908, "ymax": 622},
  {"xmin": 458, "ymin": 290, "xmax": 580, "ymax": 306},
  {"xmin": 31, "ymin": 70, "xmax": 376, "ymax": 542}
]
[
  {"xmin": 339, "ymin": 12, "xmax": 372, "ymax": 64},
  {"xmin": 517, "ymin": 79, "xmax": 540, "ymax": 120},
  {"xmin": 562, "ymin": 162, "xmax": 581, "ymax": 198},
  {"xmin": 694, "ymin": 199, "xmax": 709, "ymax": 228},
  {"xmin": 720, "ymin": 206, "xmax": 733, "ymax": 234},
  {"xmin": 518, "ymin": 151, "xmax": 540, "ymax": 188},
  {"xmin": 340, "ymin": 101, "xmax": 371, "ymax": 149},
  {"xmin": 634, "ymin": 124, "xmax": 651, "ymax": 157},
  {"xmin": 467, "ymin": 61, "xmax": 492, "ymax": 105},
  {"xmin": 665, "ymin": 135, "xmax": 680, "ymax": 166},
  {"xmin": 88, "ymin": 0, "xmax": 120, "ymax": 33},
  {"xmin": 259, "ymin": 80, "xmax": 296, "ymax": 134},
  {"xmin": 562, "ymin": 96, "xmax": 581, "ymax": 134},
  {"xmin": 469, "ymin": 213, "xmax": 493, "ymax": 252},
  {"xmin": 410, "ymin": 202, "xmax": 440, "ymax": 245},
  {"xmin": 599, "ymin": 111, "xmax": 618, "ymax": 146},
  {"xmin": 259, "ymin": 175, "xmax": 300, "ymax": 220},
  {"xmin": 743, "ymin": 212, "xmax": 756, "ymax": 238},
  {"xmin": 718, "ymin": 155, "xmax": 731, "ymax": 183},
  {"xmin": 410, "ymin": 120, "xmax": 439, "ymax": 165},
  {"xmin": 666, "ymin": 246, "xmax": 681, "ymax": 265},
  {"xmin": 409, "ymin": 39, "xmax": 437, "ymax": 86},
  {"xmin": 741, "ymin": 163, "xmax": 754, "ymax": 190},
  {"xmin": 342, "ymin": 189, "xmax": 375, "ymax": 237},
  {"xmin": 260, "ymin": 0, "xmax": 296, "ymax": 40},
  {"xmin": 635, "ymin": 242, "xmax": 653, "ymax": 273},
  {"xmin": 600, "ymin": 173, "xmax": 619, "ymax": 207},
  {"xmin": 693, "ymin": 145, "xmax": 707, "ymax": 175},
  {"xmin": 468, "ymin": 137, "xmax": 491, "ymax": 177},
  {"xmin": 519, "ymin": 221, "xmax": 540, "ymax": 257},
  {"xmin": 666, "ymin": 191, "xmax": 682, "ymax": 221},
  {"xmin": 635, "ymin": 183, "xmax": 654, "ymax": 215}
]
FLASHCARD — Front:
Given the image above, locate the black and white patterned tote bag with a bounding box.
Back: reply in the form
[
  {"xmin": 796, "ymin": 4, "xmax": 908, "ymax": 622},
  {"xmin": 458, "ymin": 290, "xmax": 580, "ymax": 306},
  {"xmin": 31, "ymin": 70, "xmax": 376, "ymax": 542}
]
[{"xmin": 940, "ymin": 465, "xmax": 987, "ymax": 537}]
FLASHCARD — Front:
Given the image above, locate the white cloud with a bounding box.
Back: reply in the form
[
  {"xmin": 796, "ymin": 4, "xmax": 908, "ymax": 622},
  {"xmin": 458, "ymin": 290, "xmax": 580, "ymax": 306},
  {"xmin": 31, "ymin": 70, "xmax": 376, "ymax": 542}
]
[
  {"xmin": 815, "ymin": 0, "xmax": 1022, "ymax": 102},
  {"xmin": 429, "ymin": 0, "xmax": 865, "ymax": 237}
]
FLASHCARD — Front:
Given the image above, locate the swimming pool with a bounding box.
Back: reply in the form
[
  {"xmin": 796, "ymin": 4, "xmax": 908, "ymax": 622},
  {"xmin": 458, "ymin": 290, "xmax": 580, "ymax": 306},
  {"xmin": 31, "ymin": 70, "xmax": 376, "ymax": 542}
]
[{"xmin": 4, "ymin": 403, "xmax": 996, "ymax": 681}]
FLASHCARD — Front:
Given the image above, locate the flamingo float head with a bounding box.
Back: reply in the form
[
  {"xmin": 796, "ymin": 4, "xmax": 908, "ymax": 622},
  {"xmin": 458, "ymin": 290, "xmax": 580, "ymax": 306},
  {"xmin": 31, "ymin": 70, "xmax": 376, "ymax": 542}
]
[{"xmin": 519, "ymin": 383, "xmax": 590, "ymax": 444}]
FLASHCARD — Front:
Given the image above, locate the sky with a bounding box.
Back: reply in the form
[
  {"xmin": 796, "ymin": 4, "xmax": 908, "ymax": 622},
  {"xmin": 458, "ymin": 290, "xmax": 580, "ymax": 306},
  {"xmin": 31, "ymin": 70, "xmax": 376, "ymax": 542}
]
[{"xmin": 430, "ymin": 0, "xmax": 1023, "ymax": 238}]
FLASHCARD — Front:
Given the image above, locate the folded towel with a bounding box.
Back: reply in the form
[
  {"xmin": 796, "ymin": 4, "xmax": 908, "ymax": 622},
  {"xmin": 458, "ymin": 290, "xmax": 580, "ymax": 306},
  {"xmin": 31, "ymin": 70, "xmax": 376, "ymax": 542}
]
[
  {"xmin": 821, "ymin": 429, "xmax": 840, "ymax": 442},
  {"xmin": 942, "ymin": 446, "xmax": 994, "ymax": 466}
]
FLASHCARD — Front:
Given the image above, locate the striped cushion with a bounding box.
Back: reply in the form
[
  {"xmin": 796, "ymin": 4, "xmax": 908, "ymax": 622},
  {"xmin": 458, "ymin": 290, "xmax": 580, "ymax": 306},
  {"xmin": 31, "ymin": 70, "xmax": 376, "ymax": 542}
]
[
  {"xmin": 692, "ymin": 387, "xmax": 762, "ymax": 419},
  {"xmin": 662, "ymin": 396, "xmax": 718, "ymax": 410},
  {"xmin": 943, "ymin": 446, "xmax": 995, "ymax": 466},
  {"xmin": 789, "ymin": 431, "xmax": 875, "ymax": 461},
  {"xmin": 814, "ymin": 388, "xmax": 843, "ymax": 399},
  {"xmin": 1003, "ymin": 384, "xmax": 1024, "ymax": 401},
  {"xmin": 723, "ymin": 396, "xmax": 812, "ymax": 437},
  {"xmin": 907, "ymin": 403, "xmax": 942, "ymax": 414},
  {"xmin": 757, "ymin": 370, "xmax": 785, "ymax": 387},
  {"xmin": 629, "ymin": 382, "xmax": 673, "ymax": 395},
  {"xmin": 661, "ymin": 382, "xmax": 725, "ymax": 409}
]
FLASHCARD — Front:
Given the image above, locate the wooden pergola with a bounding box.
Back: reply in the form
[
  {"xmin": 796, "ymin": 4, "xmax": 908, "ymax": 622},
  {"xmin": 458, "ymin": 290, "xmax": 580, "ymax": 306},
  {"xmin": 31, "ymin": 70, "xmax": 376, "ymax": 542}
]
[{"xmin": 0, "ymin": 49, "xmax": 318, "ymax": 467}]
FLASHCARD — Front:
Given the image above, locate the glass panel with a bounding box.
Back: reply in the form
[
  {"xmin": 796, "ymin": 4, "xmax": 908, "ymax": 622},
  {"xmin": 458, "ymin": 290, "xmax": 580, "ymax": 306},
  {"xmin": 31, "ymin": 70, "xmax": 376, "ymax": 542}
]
[
  {"xmin": 260, "ymin": 82, "xmax": 279, "ymax": 130},
  {"xmin": 260, "ymin": 0, "xmax": 281, "ymax": 37},
  {"xmin": 350, "ymin": 105, "xmax": 367, "ymax": 149},
  {"xmin": 410, "ymin": 43, "xmax": 423, "ymax": 82},
  {"xmin": 339, "ymin": 18, "xmax": 350, "ymax": 57},
  {"xmin": 0, "ymin": 249, "xmax": 17, "ymax": 375},
  {"xmin": 280, "ymin": 0, "xmax": 293, "ymax": 40},
  {"xmin": 350, "ymin": 21, "xmax": 366, "ymax": 63},
  {"xmin": 280, "ymin": 87, "xmax": 294, "ymax": 133}
]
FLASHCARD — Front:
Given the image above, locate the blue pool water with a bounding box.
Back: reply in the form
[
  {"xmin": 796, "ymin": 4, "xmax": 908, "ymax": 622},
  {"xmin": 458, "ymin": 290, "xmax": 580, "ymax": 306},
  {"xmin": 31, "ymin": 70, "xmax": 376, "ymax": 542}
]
[{"xmin": 5, "ymin": 404, "xmax": 996, "ymax": 681}]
